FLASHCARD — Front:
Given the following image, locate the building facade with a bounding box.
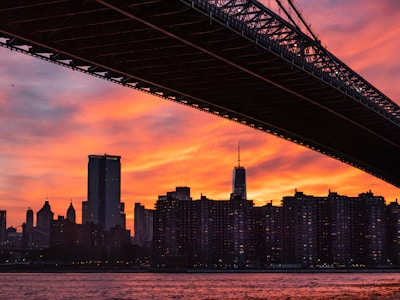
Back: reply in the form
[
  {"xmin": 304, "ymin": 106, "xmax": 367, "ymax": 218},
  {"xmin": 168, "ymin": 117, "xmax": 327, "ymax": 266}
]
[
  {"xmin": 232, "ymin": 166, "xmax": 246, "ymax": 200},
  {"xmin": 359, "ymin": 192, "xmax": 386, "ymax": 265},
  {"xmin": 36, "ymin": 199, "xmax": 54, "ymax": 232},
  {"xmin": 387, "ymin": 200, "xmax": 400, "ymax": 264},
  {"xmin": 282, "ymin": 191, "xmax": 318, "ymax": 267},
  {"xmin": 254, "ymin": 202, "xmax": 282, "ymax": 266},
  {"xmin": 50, "ymin": 216, "xmax": 77, "ymax": 248},
  {"xmin": 153, "ymin": 187, "xmax": 193, "ymax": 267},
  {"xmin": 66, "ymin": 201, "xmax": 76, "ymax": 223},
  {"xmin": 153, "ymin": 187, "xmax": 256, "ymax": 269},
  {"xmin": 87, "ymin": 154, "xmax": 124, "ymax": 230},
  {"xmin": 134, "ymin": 203, "xmax": 154, "ymax": 248},
  {"xmin": 328, "ymin": 192, "xmax": 353, "ymax": 266},
  {"xmin": 0, "ymin": 210, "xmax": 6, "ymax": 244}
]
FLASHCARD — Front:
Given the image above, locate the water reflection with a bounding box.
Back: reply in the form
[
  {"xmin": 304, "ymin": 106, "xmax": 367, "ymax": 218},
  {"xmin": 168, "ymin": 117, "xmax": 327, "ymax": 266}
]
[{"xmin": 0, "ymin": 272, "xmax": 399, "ymax": 299}]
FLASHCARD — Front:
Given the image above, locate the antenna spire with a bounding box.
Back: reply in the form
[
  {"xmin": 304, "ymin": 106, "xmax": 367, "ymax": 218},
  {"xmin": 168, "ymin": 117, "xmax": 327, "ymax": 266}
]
[{"xmin": 238, "ymin": 142, "xmax": 241, "ymax": 167}]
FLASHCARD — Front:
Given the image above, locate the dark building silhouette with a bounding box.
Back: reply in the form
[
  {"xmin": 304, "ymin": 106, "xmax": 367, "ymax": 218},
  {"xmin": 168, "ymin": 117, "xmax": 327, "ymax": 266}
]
[
  {"xmin": 120, "ymin": 202, "xmax": 126, "ymax": 229},
  {"xmin": 191, "ymin": 196, "xmax": 214, "ymax": 267},
  {"xmin": 194, "ymin": 196, "xmax": 253, "ymax": 267},
  {"xmin": 316, "ymin": 195, "xmax": 331, "ymax": 265},
  {"xmin": 1, "ymin": 147, "xmax": 396, "ymax": 269},
  {"xmin": 50, "ymin": 216, "xmax": 77, "ymax": 248},
  {"xmin": 81, "ymin": 201, "xmax": 90, "ymax": 225},
  {"xmin": 387, "ymin": 199, "xmax": 400, "ymax": 264},
  {"xmin": 0, "ymin": 210, "xmax": 6, "ymax": 244},
  {"xmin": 36, "ymin": 199, "xmax": 54, "ymax": 232},
  {"xmin": 26, "ymin": 208, "xmax": 34, "ymax": 228},
  {"xmin": 232, "ymin": 145, "xmax": 246, "ymax": 200},
  {"xmin": 134, "ymin": 203, "xmax": 154, "ymax": 248},
  {"xmin": 22, "ymin": 208, "xmax": 34, "ymax": 249},
  {"xmin": 66, "ymin": 201, "xmax": 76, "ymax": 223},
  {"xmin": 279, "ymin": 190, "xmax": 388, "ymax": 267},
  {"xmin": 87, "ymin": 154, "xmax": 124, "ymax": 230},
  {"xmin": 5, "ymin": 227, "xmax": 22, "ymax": 250},
  {"xmin": 171, "ymin": 187, "xmax": 191, "ymax": 201},
  {"xmin": 34, "ymin": 199, "xmax": 54, "ymax": 248},
  {"xmin": 153, "ymin": 187, "xmax": 193, "ymax": 267},
  {"xmin": 349, "ymin": 196, "xmax": 366, "ymax": 265},
  {"xmin": 359, "ymin": 191, "xmax": 386, "ymax": 265},
  {"xmin": 327, "ymin": 192, "xmax": 353, "ymax": 266},
  {"xmin": 154, "ymin": 187, "xmax": 256, "ymax": 269},
  {"xmin": 231, "ymin": 196, "xmax": 255, "ymax": 268},
  {"xmin": 107, "ymin": 225, "xmax": 130, "ymax": 249},
  {"xmin": 202, "ymin": 197, "xmax": 232, "ymax": 267},
  {"xmin": 282, "ymin": 191, "xmax": 317, "ymax": 267},
  {"xmin": 77, "ymin": 222, "xmax": 104, "ymax": 249},
  {"xmin": 254, "ymin": 202, "xmax": 282, "ymax": 266}
]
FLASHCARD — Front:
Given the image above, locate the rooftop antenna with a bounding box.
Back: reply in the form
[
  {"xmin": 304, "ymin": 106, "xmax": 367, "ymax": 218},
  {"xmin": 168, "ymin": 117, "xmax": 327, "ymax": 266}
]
[{"xmin": 238, "ymin": 142, "xmax": 241, "ymax": 167}]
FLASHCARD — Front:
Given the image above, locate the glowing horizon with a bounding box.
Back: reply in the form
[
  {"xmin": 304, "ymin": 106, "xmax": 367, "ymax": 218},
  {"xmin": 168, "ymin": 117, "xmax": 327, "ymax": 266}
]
[{"xmin": 0, "ymin": 0, "xmax": 399, "ymax": 232}]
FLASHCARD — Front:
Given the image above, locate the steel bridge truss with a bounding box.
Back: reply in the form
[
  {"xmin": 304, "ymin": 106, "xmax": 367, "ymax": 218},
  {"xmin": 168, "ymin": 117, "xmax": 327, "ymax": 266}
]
[
  {"xmin": 0, "ymin": 0, "xmax": 399, "ymax": 187},
  {"xmin": 195, "ymin": 0, "xmax": 399, "ymax": 123}
]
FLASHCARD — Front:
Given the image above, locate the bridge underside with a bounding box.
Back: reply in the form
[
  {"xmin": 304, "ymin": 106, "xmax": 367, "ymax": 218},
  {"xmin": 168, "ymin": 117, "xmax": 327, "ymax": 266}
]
[{"xmin": 0, "ymin": 0, "xmax": 399, "ymax": 186}]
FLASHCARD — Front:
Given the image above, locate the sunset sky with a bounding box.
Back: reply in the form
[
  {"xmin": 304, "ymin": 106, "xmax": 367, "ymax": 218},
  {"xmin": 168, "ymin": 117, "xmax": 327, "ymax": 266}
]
[{"xmin": 0, "ymin": 0, "xmax": 399, "ymax": 232}]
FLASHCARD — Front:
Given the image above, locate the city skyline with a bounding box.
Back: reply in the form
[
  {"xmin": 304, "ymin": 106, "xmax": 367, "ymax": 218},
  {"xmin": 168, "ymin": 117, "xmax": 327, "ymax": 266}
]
[
  {"xmin": 0, "ymin": 0, "xmax": 400, "ymax": 231},
  {"xmin": 2, "ymin": 181, "xmax": 398, "ymax": 269},
  {"xmin": 151, "ymin": 187, "xmax": 398, "ymax": 268},
  {"xmin": 0, "ymin": 166, "xmax": 396, "ymax": 235}
]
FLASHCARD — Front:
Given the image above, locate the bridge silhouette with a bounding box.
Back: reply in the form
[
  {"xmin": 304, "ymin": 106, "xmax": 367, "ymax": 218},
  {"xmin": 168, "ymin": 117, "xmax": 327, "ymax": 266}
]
[{"xmin": 0, "ymin": 0, "xmax": 399, "ymax": 187}]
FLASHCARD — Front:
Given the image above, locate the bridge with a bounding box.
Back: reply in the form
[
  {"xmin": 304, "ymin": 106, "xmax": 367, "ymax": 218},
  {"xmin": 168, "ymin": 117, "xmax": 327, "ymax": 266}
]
[{"xmin": 0, "ymin": 0, "xmax": 399, "ymax": 187}]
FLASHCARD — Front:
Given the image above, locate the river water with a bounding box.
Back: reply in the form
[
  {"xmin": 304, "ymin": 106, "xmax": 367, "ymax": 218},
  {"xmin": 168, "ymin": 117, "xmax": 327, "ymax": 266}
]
[{"xmin": 0, "ymin": 272, "xmax": 399, "ymax": 299}]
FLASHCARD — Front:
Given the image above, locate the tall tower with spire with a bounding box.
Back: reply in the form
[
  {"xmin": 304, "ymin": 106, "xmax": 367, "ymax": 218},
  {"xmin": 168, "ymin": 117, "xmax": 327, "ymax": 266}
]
[
  {"xmin": 232, "ymin": 143, "xmax": 247, "ymax": 200},
  {"xmin": 66, "ymin": 200, "xmax": 76, "ymax": 223}
]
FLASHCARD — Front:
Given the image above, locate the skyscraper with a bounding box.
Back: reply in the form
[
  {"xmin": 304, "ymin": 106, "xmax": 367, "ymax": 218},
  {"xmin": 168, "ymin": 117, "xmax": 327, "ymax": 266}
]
[
  {"xmin": 36, "ymin": 199, "xmax": 54, "ymax": 248},
  {"xmin": 0, "ymin": 210, "xmax": 6, "ymax": 244},
  {"xmin": 328, "ymin": 192, "xmax": 353, "ymax": 266},
  {"xmin": 26, "ymin": 208, "xmax": 34, "ymax": 228},
  {"xmin": 134, "ymin": 203, "xmax": 154, "ymax": 247},
  {"xmin": 254, "ymin": 202, "xmax": 282, "ymax": 266},
  {"xmin": 387, "ymin": 199, "xmax": 400, "ymax": 264},
  {"xmin": 232, "ymin": 144, "xmax": 246, "ymax": 200},
  {"xmin": 22, "ymin": 208, "xmax": 34, "ymax": 249},
  {"xmin": 66, "ymin": 201, "xmax": 76, "ymax": 223},
  {"xmin": 87, "ymin": 154, "xmax": 123, "ymax": 230},
  {"xmin": 359, "ymin": 191, "xmax": 387, "ymax": 265},
  {"xmin": 36, "ymin": 199, "xmax": 54, "ymax": 232},
  {"xmin": 81, "ymin": 201, "xmax": 90, "ymax": 225},
  {"xmin": 154, "ymin": 188, "xmax": 256, "ymax": 269},
  {"xmin": 281, "ymin": 191, "xmax": 317, "ymax": 266},
  {"xmin": 153, "ymin": 187, "xmax": 193, "ymax": 267}
]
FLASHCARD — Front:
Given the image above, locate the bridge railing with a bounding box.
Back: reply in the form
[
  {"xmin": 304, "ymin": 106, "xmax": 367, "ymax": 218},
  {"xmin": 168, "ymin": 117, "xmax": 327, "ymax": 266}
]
[{"xmin": 188, "ymin": 0, "xmax": 399, "ymax": 124}]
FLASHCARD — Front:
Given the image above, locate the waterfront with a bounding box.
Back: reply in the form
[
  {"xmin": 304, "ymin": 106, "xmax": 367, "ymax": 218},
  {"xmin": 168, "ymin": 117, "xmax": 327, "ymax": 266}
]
[{"xmin": 0, "ymin": 272, "xmax": 399, "ymax": 299}]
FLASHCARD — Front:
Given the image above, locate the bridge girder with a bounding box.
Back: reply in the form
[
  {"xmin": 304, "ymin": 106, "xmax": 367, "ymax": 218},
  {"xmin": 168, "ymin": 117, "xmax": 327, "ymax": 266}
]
[{"xmin": 0, "ymin": 0, "xmax": 399, "ymax": 187}]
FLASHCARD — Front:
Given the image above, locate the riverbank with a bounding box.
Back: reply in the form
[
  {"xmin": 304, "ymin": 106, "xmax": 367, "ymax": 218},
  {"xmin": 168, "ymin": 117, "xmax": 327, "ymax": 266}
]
[{"xmin": 1, "ymin": 263, "xmax": 399, "ymax": 273}]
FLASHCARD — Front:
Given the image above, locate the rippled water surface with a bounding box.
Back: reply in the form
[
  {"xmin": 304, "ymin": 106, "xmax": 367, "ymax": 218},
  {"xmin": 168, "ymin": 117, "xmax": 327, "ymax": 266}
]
[{"xmin": 1, "ymin": 272, "xmax": 399, "ymax": 299}]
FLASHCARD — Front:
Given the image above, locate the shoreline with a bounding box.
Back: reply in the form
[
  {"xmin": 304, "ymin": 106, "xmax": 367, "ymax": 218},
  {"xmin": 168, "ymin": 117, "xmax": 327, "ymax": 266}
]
[{"xmin": 0, "ymin": 266, "xmax": 399, "ymax": 274}]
